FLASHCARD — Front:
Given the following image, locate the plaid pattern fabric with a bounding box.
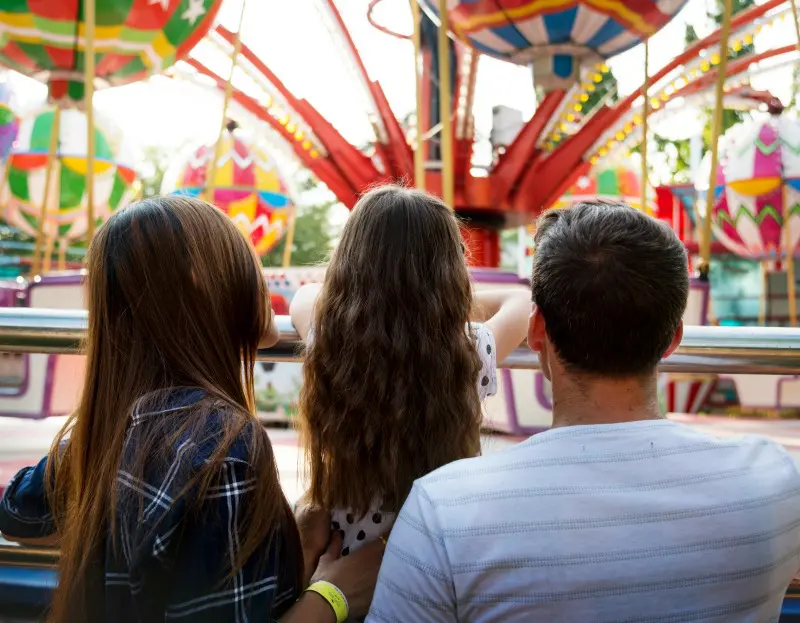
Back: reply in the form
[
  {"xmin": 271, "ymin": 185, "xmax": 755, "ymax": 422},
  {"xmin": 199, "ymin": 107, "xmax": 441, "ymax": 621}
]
[{"xmin": 0, "ymin": 388, "xmax": 297, "ymax": 622}]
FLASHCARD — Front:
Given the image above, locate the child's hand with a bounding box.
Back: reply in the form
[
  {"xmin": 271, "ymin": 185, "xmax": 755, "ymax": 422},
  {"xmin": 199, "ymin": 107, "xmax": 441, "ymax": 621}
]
[
  {"xmin": 295, "ymin": 495, "xmax": 332, "ymax": 586},
  {"xmin": 259, "ymin": 307, "xmax": 280, "ymax": 349}
]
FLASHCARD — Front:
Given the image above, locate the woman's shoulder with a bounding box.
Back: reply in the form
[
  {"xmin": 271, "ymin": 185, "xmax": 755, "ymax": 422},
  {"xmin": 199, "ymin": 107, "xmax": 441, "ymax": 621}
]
[
  {"xmin": 130, "ymin": 387, "xmax": 262, "ymax": 469},
  {"xmin": 191, "ymin": 400, "xmax": 263, "ymax": 467}
]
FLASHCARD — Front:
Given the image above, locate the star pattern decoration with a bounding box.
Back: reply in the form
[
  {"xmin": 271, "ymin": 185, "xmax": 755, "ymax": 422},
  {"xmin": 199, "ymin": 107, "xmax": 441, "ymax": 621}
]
[
  {"xmin": 147, "ymin": 0, "xmax": 171, "ymax": 10},
  {"xmin": 181, "ymin": 0, "xmax": 207, "ymax": 25}
]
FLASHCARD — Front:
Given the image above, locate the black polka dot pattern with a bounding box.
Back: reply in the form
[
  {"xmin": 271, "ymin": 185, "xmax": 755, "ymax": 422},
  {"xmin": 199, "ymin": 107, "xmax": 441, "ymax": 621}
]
[
  {"xmin": 346, "ymin": 513, "xmax": 354, "ymax": 524},
  {"xmin": 356, "ymin": 530, "xmax": 366, "ymax": 541},
  {"xmin": 481, "ymin": 376, "xmax": 489, "ymax": 386},
  {"xmin": 331, "ymin": 521, "xmax": 340, "ymax": 530},
  {"xmin": 486, "ymin": 344, "xmax": 492, "ymax": 355},
  {"xmin": 341, "ymin": 547, "xmax": 350, "ymax": 557},
  {"xmin": 372, "ymin": 513, "xmax": 382, "ymax": 524}
]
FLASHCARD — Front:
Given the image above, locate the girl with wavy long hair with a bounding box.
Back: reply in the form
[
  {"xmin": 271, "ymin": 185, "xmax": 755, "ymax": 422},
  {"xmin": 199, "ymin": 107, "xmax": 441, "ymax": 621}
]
[
  {"xmin": 0, "ymin": 196, "xmax": 382, "ymax": 623},
  {"xmin": 291, "ymin": 185, "xmax": 529, "ymax": 555}
]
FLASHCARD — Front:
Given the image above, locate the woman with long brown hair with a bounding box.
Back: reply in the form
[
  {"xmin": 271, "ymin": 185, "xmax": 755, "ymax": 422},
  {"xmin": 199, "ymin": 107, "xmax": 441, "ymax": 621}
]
[
  {"xmin": 0, "ymin": 196, "xmax": 381, "ymax": 623},
  {"xmin": 291, "ymin": 185, "xmax": 530, "ymax": 557}
]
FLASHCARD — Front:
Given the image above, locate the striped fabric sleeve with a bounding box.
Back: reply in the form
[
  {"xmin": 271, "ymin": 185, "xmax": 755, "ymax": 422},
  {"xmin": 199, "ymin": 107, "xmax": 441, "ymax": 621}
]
[{"xmin": 366, "ymin": 483, "xmax": 457, "ymax": 623}]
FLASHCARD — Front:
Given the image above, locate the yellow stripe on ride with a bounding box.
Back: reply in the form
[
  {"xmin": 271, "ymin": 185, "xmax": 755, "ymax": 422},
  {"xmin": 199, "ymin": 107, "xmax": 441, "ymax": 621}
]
[
  {"xmin": 254, "ymin": 166, "xmax": 281, "ymax": 193},
  {"xmin": 0, "ymin": 12, "xmax": 34, "ymax": 28},
  {"xmin": 76, "ymin": 24, "xmax": 123, "ymax": 40},
  {"xmin": 728, "ymin": 177, "xmax": 782, "ymax": 197},
  {"xmin": 456, "ymin": 0, "xmax": 655, "ymax": 37},
  {"xmin": 228, "ymin": 193, "xmax": 257, "ymax": 222},
  {"xmin": 150, "ymin": 32, "xmax": 175, "ymax": 65},
  {"xmin": 216, "ymin": 137, "xmax": 235, "ymax": 188},
  {"xmin": 62, "ymin": 157, "xmax": 113, "ymax": 176}
]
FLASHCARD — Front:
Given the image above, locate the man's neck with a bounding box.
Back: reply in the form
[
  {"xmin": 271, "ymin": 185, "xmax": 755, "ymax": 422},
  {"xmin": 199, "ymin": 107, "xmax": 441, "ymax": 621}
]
[{"xmin": 550, "ymin": 372, "xmax": 663, "ymax": 429}]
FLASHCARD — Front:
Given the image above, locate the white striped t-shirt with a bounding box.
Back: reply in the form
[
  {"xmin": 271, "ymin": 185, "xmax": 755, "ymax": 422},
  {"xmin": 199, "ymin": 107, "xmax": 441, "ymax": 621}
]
[{"xmin": 368, "ymin": 419, "xmax": 800, "ymax": 623}]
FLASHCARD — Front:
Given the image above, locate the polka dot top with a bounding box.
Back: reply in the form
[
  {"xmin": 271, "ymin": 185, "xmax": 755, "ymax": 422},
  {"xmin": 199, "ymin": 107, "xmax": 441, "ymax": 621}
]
[{"xmin": 328, "ymin": 323, "xmax": 498, "ymax": 558}]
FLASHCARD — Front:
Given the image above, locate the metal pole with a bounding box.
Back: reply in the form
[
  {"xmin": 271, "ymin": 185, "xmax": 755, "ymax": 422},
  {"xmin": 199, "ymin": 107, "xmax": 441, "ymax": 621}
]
[
  {"xmin": 206, "ymin": 0, "xmax": 247, "ymax": 203},
  {"xmin": 58, "ymin": 240, "xmax": 67, "ymax": 271},
  {"xmin": 699, "ymin": 0, "xmax": 733, "ymax": 280},
  {"xmin": 2, "ymin": 308, "xmax": 800, "ymax": 374},
  {"xmin": 785, "ymin": 184, "xmax": 797, "ymax": 326},
  {"xmin": 759, "ymin": 260, "xmax": 768, "ymax": 326},
  {"xmin": 42, "ymin": 234, "xmax": 54, "ymax": 273},
  {"xmin": 84, "ymin": 0, "xmax": 96, "ymax": 242},
  {"xmin": 640, "ymin": 40, "xmax": 649, "ymax": 214},
  {"xmin": 410, "ymin": 0, "xmax": 426, "ymax": 190},
  {"xmin": 789, "ymin": 0, "xmax": 800, "ymax": 327},
  {"xmin": 437, "ymin": 0, "xmax": 454, "ymax": 208},
  {"xmin": 32, "ymin": 107, "xmax": 61, "ymax": 276},
  {"xmin": 790, "ymin": 0, "xmax": 800, "ymax": 52},
  {"xmin": 281, "ymin": 205, "xmax": 296, "ymax": 268}
]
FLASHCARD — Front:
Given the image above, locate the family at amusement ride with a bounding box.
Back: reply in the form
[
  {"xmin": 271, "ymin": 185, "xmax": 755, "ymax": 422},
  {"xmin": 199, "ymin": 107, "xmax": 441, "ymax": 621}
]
[{"xmin": 1, "ymin": 187, "xmax": 798, "ymax": 622}]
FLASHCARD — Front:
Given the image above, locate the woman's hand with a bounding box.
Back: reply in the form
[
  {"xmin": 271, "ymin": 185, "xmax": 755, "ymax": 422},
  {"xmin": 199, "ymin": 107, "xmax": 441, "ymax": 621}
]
[
  {"xmin": 279, "ymin": 529, "xmax": 386, "ymax": 622},
  {"xmin": 311, "ymin": 531, "xmax": 385, "ymax": 618}
]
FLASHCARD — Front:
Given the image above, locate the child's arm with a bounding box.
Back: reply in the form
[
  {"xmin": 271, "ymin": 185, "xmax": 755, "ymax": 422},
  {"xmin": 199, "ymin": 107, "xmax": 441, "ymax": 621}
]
[
  {"xmin": 470, "ymin": 288, "xmax": 531, "ymax": 365},
  {"xmin": 290, "ymin": 283, "xmax": 323, "ymax": 341}
]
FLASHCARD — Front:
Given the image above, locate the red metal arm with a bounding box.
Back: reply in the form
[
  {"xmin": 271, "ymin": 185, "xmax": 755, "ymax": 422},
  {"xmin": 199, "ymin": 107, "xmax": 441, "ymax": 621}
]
[
  {"xmin": 184, "ymin": 59, "xmax": 359, "ymax": 206},
  {"xmin": 513, "ymin": 0, "xmax": 786, "ymax": 213},
  {"xmin": 323, "ymin": 0, "xmax": 413, "ymax": 178},
  {"xmin": 491, "ymin": 90, "xmax": 565, "ymax": 205}
]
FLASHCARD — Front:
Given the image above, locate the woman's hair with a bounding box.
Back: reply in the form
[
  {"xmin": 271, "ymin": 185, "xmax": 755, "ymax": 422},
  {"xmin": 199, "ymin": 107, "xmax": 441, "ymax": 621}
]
[
  {"xmin": 299, "ymin": 185, "xmax": 482, "ymax": 516},
  {"xmin": 46, "ymin": 196, "xmax": 301, "ymax": 621}
]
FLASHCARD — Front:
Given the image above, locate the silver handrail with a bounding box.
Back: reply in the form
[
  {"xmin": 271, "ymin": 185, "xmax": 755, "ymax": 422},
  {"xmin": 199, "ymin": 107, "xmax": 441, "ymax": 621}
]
[{"xmin": 0, "ymin": 308, "xmax": 798, "ymax": 374}]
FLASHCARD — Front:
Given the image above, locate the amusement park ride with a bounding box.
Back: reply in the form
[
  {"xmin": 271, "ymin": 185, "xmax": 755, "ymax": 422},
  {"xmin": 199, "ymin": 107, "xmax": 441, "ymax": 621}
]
[
  {"xmin": 0, "ymin": 0, "xmax": 799, "ymax": 618},
  {"xmin": 0, "ymin": 2, "xmax": 793, "ymax": 422}
]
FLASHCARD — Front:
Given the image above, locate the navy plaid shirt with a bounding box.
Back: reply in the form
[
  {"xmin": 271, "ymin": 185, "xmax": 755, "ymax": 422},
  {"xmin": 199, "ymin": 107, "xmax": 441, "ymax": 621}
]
[{"xmin": 0, "ymin": 388, "xmax": 298, "ymax": 622}]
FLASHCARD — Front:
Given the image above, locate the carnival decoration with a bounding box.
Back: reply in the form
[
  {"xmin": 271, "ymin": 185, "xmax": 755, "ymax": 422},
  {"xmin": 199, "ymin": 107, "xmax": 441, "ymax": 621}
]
[
  {"xmin": 662, "ymin": 376, "xmax": 717, "ymax": 414},
  {"xmin": 552, "ymin": 162, "xmax": 655, "ymax": 215},
  {"xmin": 1, "ymin": 106, "xmax": 137, "ymax": 242},
  {"xmin": 165, "ymin": 122, "xmax": 292, "ymax": 256},
  {"xmin": 0, "ymin": 80, "xmax": 17, "ymax": 159},
  {"xmin": 710, "ymin": 114, "xmax": 800, "ymax": 260},
  {"xmin": 0, "ymin": 0, "xmax": 223, "ymax": 104},
  {"xmin": 419, "ymin": 0, "xmax": 690, "ymax": 91}
]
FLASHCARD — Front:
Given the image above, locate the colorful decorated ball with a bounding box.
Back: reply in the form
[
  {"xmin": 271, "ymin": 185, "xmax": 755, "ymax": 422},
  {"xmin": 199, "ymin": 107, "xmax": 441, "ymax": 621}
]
[
  {"xmin": 552, "ymin": 162, "xmax": 655, "ymax": 215},
  {"xmin": 0, "ymin": 0, "xmax": 223, "ymax": 104},
  {"xmin": 419, "ymin": 0, "xmax": 689, "ymax": 91},
  {"xmin": 164, "ymin": 122, "xmax": 293, "ymax": 256},
  {"xmin": 710, "ymin": 114, "xmax": 800, "ymax": 259},
  {"xmin": 0, "ymin": 80, "xmax": 18, "ymax": 159},
  {"xmin": 0, "ymin": 106, "xmax": 137, "ymax": 241}
]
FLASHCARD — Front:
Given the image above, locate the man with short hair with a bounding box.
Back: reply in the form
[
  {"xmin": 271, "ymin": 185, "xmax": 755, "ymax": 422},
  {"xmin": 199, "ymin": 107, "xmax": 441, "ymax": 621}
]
[{"xmin": 366, "ymin": 201, "xmax": 800, "ymax": 622}]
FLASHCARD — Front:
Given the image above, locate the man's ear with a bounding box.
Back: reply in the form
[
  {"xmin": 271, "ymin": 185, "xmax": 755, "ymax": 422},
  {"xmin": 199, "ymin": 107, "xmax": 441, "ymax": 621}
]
[
  {"xmin": 528, "ymin": 306, "xmax": 546, "ymax": 352},
  {"xmin": 663, "ymin": 321, "xmax": 683, "ymax": 359}
]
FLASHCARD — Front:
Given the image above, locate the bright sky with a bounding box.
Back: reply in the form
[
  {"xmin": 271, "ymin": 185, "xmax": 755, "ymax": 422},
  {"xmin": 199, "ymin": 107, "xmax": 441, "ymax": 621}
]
[{"xmin": 4, "ymin": 0, "xmax": 798, "ymax": 193}]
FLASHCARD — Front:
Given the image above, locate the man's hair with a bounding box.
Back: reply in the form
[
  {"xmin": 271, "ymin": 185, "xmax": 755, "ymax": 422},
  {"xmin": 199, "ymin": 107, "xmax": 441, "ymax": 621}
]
[{"xmin": 531, "ymin": 200, "xmax": 689, "ymax": 376}]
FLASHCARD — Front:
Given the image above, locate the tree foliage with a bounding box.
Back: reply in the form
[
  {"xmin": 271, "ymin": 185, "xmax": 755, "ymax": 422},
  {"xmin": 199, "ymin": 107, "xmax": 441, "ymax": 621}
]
[
  {"xmin": 139, "ymin": 145, "xmax": 174, "ymax": 199},
  {"xmin": 262, "ymin": 198, "xmax": 338, "ymax": 268}
]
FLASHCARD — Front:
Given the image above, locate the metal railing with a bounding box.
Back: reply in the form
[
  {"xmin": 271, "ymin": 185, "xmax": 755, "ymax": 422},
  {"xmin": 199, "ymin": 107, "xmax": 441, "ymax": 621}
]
[{"xmin": 0, "ymin": 308, "xmax": 799, "ymax": 374}]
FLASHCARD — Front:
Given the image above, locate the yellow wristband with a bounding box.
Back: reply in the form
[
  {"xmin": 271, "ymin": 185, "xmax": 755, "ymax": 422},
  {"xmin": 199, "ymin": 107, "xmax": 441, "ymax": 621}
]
[{"xmin": 305, "ymin": 580, "xmax": 349, "ymax": 623}]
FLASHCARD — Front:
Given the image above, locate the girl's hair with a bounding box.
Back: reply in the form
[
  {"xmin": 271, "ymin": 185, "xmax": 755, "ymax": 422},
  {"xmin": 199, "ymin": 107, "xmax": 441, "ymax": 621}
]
[
  {"xmin": 46, "ymin": 196, "xmax": 301, "ymax": 621},
  {"xmin": 299, "ymin": 185, "xmax": 482, "ymax": 516}
]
